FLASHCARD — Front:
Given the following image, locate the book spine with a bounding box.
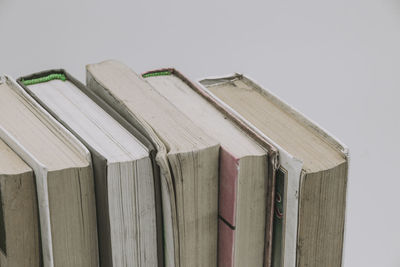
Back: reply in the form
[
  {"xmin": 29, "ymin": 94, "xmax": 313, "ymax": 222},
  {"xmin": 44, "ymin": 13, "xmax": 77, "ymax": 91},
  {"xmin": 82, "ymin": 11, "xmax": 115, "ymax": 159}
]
[
  {"xmin": 218, "ymin": 219, "xmax": 235, "ymax": 267},
  {"xmin": 0, "ymin": 125, "xmax": 53, "ymax": 267},
  {"xmin": 218, "ymin": 148, "xmax": 239, "ymax": 267}
]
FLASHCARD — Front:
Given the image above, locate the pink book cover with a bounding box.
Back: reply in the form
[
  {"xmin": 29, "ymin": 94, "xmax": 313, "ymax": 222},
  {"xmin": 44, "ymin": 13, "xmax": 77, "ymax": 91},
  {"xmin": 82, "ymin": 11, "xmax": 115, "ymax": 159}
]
[
  {"xmin": 142, "ymin": 69, "xmax": 279, "ymax": 267},
  {"xmin": 218, "ymin": 148, "xmax": 239, "ymax": 267}
]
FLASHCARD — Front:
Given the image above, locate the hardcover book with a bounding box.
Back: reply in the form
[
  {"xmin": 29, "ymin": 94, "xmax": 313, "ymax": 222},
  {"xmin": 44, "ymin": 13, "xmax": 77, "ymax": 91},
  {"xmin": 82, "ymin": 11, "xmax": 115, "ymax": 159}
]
[
  {"xmin": 0, "ymin": 138, "xmax": 40, "ymax": 267},
  {"xmin": 142, "ymin": 68, "xmax": 278, "ymax": 267},
  {"xmin": 86, "ymin": 60, "xmax": 220, "ymax": 267},
  {"xmin": 199, "ymin": 74, "xmax": 349, "ymax": 267},
  {"xmin": 0, "ymin": 76, "xmax": 99, "ymax": 267},
  {"xmin": 18, "ymin": 70, "xmax": 162, "ymax": 267}
]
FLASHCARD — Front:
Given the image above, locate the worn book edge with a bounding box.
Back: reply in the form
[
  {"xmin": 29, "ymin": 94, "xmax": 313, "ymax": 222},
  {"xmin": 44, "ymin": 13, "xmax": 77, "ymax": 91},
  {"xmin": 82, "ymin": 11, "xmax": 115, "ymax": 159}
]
[
  {"xmin": 85, "ymin": 65, "xmax": 175, "ymax": 267},
  {"xmin": 143, "ymin": 68, "xmax": 278, "ymax": 267},
  {"xmin": 18, "ymin": 69, "xmax": 164, "ymax": 267},
  {"xmin": 0, "ymin": 75, "xmax": 93, "ymax": 267},
  {"xmin": 198, "ymin": 73, "xmax": 349, "ymax": 267}
]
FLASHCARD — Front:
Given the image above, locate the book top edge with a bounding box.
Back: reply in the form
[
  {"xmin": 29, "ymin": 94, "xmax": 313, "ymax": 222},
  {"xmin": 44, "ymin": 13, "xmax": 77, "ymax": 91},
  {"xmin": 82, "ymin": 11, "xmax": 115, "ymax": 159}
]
[{"xmin": 199, "ymin": 73, "xmax": 349, "ymax": 160}]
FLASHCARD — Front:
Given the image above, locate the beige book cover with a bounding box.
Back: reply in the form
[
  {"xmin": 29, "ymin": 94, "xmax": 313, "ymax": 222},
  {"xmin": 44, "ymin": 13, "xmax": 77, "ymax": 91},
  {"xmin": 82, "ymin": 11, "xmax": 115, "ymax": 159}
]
[
  {"xmin": 18, "ymin": 69, "xmax": 162, "ymax": 267},
  {"xmin": 199, "ymin": 74, "xmax": 349, "ymax": 267},
  {"xmin": 86, "ymin": 60, "xmax": 220, "ymax": 267},
  {"xmin": 0, "ymin": 139, "xmax": 40, "ymax": 267},
  {"xmin": 142, "ymin": 68, "xmax": 280, "ymax": 267},
  {"xmin": 0, "ymin": 75, "xmax": 99, "ymax": 267}
]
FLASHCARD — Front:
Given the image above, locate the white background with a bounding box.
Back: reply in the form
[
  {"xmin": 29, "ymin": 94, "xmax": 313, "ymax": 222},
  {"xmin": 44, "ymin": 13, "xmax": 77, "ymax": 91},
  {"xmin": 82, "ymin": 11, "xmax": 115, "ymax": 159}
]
[{"xmin": 1, "ymin": 0, "xmax": 399, "ymax": 266}]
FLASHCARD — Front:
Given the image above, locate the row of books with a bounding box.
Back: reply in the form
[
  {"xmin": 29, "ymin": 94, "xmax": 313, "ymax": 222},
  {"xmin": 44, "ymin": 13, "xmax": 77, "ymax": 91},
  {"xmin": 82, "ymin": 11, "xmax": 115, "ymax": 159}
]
[{"xmin": 0, "ymin": 60, "xmax": 348, "ymax": 267}]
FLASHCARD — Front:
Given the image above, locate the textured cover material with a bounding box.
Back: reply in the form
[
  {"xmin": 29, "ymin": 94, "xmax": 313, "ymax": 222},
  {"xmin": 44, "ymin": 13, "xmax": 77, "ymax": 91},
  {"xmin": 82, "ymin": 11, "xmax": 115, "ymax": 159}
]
[
  {"xmin": 216, "ymin": 148, "xmax": 239, "ymax": 267},
  {"xmin": 17, "ymin": 70, "xmax": 164, "ymax": 267},
  {"xmin": 199, "ymin": 73, "xmax": 349, "ymax": 267},
  {"xmin": 219, "ymin": 148, "xmax": 239, "ymax": 227},
  {"xmin": 0, "ymin": 141, "xmax": 41, "ymax": 267},
  {"xmin": 0, "ymin": 76, "xmax": 96, "ymax": 267},
  {"xmin": 218, "ymin": 219, "xmax": 235, "ymax": 267},
  {"xmin": 142, "ymin": 68, "xmax": 279, "ymax": 267}
]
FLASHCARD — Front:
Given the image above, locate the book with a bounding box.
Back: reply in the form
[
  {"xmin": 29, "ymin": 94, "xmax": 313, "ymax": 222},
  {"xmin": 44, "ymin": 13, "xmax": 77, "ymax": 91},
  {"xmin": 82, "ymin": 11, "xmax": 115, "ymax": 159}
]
[
  {"xmin": 0, "ymin": 76, "xmax": 99, "ymax": 267},
  {"xmin": 199, "ymin": 74, "xmax": 349, "ymax": 267},
  {"xmin": 86, "ymin": 60, "xmax": 220, "ymax": 267},
  {"xmin": 18, "ymin": 70, "xmax": 162, "ymax": 267},
  {"xmin": 142, "ymin": 68, "xmax": 277, "ymax": 267},
  {"xmin": 0, "ymin": 138, "xmax": 40, "ymax": 267}
]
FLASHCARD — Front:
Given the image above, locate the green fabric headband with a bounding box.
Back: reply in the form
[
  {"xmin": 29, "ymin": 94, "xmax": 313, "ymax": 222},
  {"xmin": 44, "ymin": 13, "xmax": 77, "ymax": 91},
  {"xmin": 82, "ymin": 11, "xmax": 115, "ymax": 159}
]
[{"xmin": 21, "ymin": 73, "xmax": 67, "ymax": 86}]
